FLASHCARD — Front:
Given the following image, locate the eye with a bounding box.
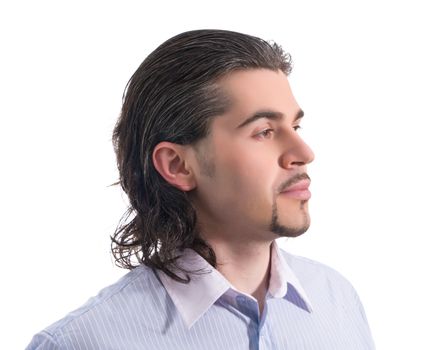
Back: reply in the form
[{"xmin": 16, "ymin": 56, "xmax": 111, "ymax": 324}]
[
  {"xmin": 255, "ymin": 128, "xmax": 274, "ymax": 139},
  {"xmin": 293, "ymin": 125, "xmax": 302, "ymax": 132}
]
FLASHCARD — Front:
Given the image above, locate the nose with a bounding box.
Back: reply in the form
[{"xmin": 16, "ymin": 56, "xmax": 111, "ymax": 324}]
[{"xmin": 279, "ymin": 132, "xmax": 315, "ymax": 169}]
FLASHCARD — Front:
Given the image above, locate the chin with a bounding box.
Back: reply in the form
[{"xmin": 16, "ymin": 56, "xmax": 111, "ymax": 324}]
[
  {"xmin": 270, "ymin": 208, "xmax": 311, "ymax": 238},
  {"xmin": 270, "ymin": 201, "xmax": 310, "ymax": 237},
  {"xmin": 271, "ymin": 223, "xmax": 310, "ymax": 238}
]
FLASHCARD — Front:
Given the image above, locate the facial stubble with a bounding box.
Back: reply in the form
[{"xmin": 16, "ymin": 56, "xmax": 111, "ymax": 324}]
[{"xmin": 269, "ymin": 198, "xmax": 310, "ymax": 238}]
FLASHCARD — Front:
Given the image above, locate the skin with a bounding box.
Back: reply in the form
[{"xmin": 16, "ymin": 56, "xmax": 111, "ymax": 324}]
[{"xmin": 153, "ymin": 68, "xmax": 314, "ymax": 314}]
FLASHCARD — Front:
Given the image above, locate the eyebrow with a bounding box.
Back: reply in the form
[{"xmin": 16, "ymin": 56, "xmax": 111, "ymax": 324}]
[{"xmin": 236, "ymin": 109, "xmax": 304, "ymax": 129}]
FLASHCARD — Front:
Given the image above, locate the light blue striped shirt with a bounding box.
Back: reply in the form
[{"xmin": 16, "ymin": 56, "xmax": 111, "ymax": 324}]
[{"xmin": 27, "ymin": 242, "xmax": 375, "ymax": 349}]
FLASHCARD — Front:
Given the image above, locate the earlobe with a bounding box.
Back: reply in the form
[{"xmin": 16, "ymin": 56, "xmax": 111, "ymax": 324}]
[{"xmin": 152, "ymin": 142, "xmax": 197, "ymax": 191}]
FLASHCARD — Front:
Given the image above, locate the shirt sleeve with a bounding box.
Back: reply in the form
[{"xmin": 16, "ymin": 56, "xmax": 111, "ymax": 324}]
[{"xmin": 26, "ymin": 331, "xmax": 61, "ymax": 350}]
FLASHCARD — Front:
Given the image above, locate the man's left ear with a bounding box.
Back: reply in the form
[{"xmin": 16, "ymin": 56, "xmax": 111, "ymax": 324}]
[{"xmin": 152, "ymin": 141, "xmax": 197, "ymax": 192}]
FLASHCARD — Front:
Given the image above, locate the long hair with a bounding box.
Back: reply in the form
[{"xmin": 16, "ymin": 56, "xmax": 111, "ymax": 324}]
[{"xmin": 111, "ymin": 29, "xmax": 292, "ymax": 282}]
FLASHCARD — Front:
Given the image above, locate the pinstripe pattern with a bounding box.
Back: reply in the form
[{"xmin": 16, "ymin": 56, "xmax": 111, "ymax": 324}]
[{"xmin": 27, "ymin": 244, "xmax": 375, "ymax": 349}]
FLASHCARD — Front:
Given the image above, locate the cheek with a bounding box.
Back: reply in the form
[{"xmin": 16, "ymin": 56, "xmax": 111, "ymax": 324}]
[{"xmin": 216, "ymin": 144, "xmax": 277, "ymax": 201}]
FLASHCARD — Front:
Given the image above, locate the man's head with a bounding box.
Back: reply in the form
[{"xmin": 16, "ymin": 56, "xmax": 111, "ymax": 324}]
[{"xmin": 112, "ymin": 29, "xmax": 313, "ymax": 281}]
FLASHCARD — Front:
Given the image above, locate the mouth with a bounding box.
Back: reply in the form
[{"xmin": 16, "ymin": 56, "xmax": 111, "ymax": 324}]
[{"xmin": 280, "ymin": 179, "xmax": 311, "ymax": 200}]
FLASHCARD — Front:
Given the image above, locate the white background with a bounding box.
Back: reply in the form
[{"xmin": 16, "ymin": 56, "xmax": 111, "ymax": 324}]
[{"xmin": 1, "ymin": 0, "xmax": 432, "ymax": 349}]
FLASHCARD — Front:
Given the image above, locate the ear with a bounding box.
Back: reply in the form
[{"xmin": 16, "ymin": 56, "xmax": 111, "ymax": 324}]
[{"xmin": 152, "ymin": 141, "xmax": 197, "ymax": 191}]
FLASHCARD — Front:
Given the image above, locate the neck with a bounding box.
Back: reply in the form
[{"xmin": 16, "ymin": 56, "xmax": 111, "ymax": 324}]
[{"xmin": 210, "ymin": 239, "xmax": 273, "ymax": 314}]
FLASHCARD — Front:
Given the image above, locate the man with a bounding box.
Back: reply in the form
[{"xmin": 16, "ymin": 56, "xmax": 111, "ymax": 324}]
[{"xmin": 27, "ymin": 29, "xmax": 375, "ymax": 349}]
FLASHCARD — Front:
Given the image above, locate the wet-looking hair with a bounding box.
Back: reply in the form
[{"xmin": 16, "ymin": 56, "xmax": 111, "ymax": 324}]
[{"xmin": 111, "ymin": 29, "xmax": 292, "ymax": 282}]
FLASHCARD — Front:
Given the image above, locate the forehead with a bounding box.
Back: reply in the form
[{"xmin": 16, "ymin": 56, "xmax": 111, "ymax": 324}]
[{"xmin": 214, "ymin": 69, "xmax": 300, "ymax": 128}]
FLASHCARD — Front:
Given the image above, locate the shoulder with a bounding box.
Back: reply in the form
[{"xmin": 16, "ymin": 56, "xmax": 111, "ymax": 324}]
[
  {"xmin": 27, "ymin": 265, "xmax": 163, "ymax": 349},
  {"xmin": 279, "ymin": 248, "xmax": 362, "ymax": 305},
  {"xmin": 279, "ymin": 247, "xmax": 373, "ymax": 326},
  {"xmin": 277, "ymin": 248, "xmax": 375, "ymax": 348}
]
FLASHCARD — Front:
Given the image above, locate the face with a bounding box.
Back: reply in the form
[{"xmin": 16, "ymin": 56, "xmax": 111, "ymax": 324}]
[{"xmin": 188, "ymin": 69, "xmax": 315, "ymax": 244}]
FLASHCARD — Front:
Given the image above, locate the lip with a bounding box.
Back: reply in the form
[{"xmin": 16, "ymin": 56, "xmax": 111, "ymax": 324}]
[{"xmin": 280, "ymin": 179, "xmax": 311, "ymax": 200}]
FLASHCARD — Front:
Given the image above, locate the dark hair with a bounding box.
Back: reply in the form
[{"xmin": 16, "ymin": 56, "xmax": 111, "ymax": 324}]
[{"xmin": 111, "ymin": 29, "xmax": 292, "ymax": 282}]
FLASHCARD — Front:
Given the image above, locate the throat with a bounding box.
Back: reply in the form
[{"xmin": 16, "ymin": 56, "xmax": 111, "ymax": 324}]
[{"xmin": 214, "ymin": 242, "xmax": 272, "ymax": 313}]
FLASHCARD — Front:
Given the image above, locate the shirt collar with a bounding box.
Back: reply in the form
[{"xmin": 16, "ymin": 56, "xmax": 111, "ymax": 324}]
[
  {"xmin": 157, "ymin": 241, "xmax": 313, "ymax": 329},
  {"xmin": 269, "ymin": 242, "xmax": 313, "ymax": 312}
]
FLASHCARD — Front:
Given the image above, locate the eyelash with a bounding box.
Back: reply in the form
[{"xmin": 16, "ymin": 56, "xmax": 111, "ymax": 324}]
[
  {"xmin": 255, "ymin": 126, "xmax": 301, "ymax": 139},
  {"xmin": 256, "ymin": 129, "xmax": 274, "ymax": 138}
]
